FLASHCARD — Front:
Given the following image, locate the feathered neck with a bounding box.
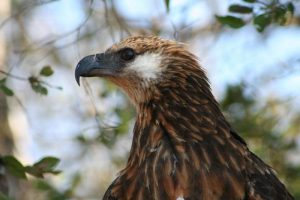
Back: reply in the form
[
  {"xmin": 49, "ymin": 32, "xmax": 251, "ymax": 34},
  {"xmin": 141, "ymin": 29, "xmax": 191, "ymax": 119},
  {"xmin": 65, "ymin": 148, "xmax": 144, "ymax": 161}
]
[
  {"xmin": 126, "ymin": 60, "xmax": 229, "ymax": 166},
  {"xmin": 107, "ymin": 52, "xmax": 249, "ymax": 200}
]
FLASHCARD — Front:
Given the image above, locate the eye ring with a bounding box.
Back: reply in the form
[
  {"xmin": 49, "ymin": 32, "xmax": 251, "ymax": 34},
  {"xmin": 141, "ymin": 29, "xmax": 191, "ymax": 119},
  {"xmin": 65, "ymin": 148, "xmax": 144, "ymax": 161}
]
[{"xmin": 120, "ymin": 48, "xmax": 136, "ymax": 61}]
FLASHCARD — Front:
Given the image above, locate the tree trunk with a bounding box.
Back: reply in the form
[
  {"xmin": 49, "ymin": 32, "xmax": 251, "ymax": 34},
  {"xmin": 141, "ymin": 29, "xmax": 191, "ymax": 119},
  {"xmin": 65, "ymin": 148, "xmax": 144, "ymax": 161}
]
[{"xmin": 0, "ymin": 0, "xmax": 17, "ymax": 197}]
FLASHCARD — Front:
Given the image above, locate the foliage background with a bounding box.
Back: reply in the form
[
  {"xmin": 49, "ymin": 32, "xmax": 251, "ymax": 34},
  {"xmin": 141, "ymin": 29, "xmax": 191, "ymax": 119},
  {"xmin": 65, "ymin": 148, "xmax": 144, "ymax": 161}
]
[{"xmin": 0, "ymin": 0, "xmax": 299, "ymax": 199}]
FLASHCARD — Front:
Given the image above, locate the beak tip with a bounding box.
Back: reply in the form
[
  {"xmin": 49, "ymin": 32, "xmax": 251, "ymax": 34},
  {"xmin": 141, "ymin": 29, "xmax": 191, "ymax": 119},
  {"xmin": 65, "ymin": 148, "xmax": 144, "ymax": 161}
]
[
  {"xmin": 75, "ymin": 71, "xmax": 81, "ymax": 86},
  {"xmin": 76, "ymin": 77, "xmax": 80, "ymax": 86},
  {"xmin": 75, "ymin": 63, "xmax": 81, "ymax": 86}
]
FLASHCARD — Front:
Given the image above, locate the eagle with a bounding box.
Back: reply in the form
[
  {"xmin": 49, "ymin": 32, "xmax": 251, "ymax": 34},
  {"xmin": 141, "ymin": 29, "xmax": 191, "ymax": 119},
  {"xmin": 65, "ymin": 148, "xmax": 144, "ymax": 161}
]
[{"xmin": 75, "ymin": 36, "xmax": 294, "ymax": 200}]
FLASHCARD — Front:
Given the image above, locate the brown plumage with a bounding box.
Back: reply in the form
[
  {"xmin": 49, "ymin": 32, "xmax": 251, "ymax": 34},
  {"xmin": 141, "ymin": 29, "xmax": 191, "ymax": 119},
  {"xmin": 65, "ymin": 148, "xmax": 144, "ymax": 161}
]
[{"xmin": 75, "ymin": 36, "xmax": 294, "ymax": 200}]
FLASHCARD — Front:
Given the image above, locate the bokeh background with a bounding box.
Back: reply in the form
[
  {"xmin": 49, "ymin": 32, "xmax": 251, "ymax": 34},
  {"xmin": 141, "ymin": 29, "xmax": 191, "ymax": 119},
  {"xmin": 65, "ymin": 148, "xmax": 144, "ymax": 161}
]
[{"xmin": 0, "ymin": 0, "xmax": 300, "ymax": 199}]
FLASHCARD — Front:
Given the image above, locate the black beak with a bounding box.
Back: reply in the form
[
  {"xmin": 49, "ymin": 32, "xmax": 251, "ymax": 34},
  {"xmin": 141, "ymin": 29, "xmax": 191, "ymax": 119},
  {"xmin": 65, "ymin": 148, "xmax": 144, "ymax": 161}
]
[{"xmin": 75, "ymin": 53, "xmax": 117, "ymax": 86}]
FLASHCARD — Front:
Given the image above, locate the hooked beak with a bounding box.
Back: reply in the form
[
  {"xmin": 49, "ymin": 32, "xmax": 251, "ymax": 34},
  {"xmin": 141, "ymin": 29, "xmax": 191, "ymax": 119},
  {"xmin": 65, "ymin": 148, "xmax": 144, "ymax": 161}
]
[{"xmin": 75, "ymin": 53, "xmax": 117, "ymax": 86}]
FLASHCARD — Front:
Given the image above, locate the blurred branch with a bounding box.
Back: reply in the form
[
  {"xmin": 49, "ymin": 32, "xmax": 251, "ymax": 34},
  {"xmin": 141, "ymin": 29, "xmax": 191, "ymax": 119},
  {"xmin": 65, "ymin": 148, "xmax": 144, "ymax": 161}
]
[
  {"xmin": 15, "ymin": 0, "xmax": 95, "ymax": 55},
  {"xmin": 103, "ymin": 0, "xmax": 116, "ymax": 41},
  {"xmin": 111, "ymin": 2, "xmax": 132, "ymax": 37},
  {"xmin": 0, "ymin": 69, "xmax": 27, "ymax": 81},
  {"xmin": 0, "ymin": 69, "xmax": 62, "ymax": 91},
  {"xmin": 102, "ymin": 0, "xmax": 132, "ymax": 40},
  {"xmin": 82, "ymin": 80, "xmax": 102, "ymax": 129},
  {"xmin": 0, "ymin": 0, "xmax": 60, "ymax": 29}
]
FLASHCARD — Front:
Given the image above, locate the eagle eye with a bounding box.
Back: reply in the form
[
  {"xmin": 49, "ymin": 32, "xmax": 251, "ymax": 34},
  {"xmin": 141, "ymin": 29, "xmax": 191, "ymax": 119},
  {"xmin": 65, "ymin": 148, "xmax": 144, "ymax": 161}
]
[{"xmin": 120, "ymin": 48, "xmax": 135, "ymax": 61}]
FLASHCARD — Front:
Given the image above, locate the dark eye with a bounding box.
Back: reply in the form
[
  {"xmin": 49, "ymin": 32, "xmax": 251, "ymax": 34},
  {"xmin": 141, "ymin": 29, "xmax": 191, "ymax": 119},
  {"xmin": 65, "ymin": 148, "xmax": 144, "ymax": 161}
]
[{"xmin": 120, "ymin": 48, "xmax": 135, "ymax": 61}]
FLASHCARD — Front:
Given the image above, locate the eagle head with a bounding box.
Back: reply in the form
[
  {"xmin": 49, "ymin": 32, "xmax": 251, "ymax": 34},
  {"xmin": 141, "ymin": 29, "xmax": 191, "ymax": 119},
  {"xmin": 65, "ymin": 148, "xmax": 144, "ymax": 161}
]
[{"xmin": 75, "ymin": 36, "xmax": 207, "ymax": 104}]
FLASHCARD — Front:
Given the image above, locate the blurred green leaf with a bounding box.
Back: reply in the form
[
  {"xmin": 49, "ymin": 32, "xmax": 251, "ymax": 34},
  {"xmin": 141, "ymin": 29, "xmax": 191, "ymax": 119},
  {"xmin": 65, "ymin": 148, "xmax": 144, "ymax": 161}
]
[
  {"xmin": 216, "ymin": 15, "xmax": 245, "ymax": 28},
  {"xmin": 25, "ymin": 157, "xmax": 61, "ymax": 178},
  {"xmin": 1, "ymin": 156, "xmax": 26, "ymax": 179},
  {"xmin": 70, "ymin": 173, "xmax": 81, "ymax": 190},
  {"xmin": 0, "ymin": 192, "xmax": 13, "ymax": 200},
  {"xmin": 0, "ymin": 79, "xmax": 14, "ymax": 96},
  {"xmin": 75, "ymin": 135, "xmax": 88, "ymax": 144},
  {"xmin": 99, "ymin": 130, "xmax": 117, "ymax": 147},
  {"xmin": 243, "ymin": 0, "xmax": 255, "ymax": 2},
  {"xmin": 221, "ymin": 84, "xmax": 254, "ymax": 110},
  {"xmin": 274, "ymin": 6, "xmax": 288, "ymax": 25},
  {"xmin": 0, "ymin": 78, "xmax": 5, "ymax": 84},
  {"xmin": 28, "ymin": 76, "xmax": 48, "ymax": 95},
  {"xmin": 164, "ymin": 0, "xmax": 170, "ymax": 12},
  {"xmin": 25, "ymin": 166, "xmax": 60, "ymax": 178},
  {"xmin": 229, "ymin": 4, "xmax": 253, "ymax": 14},
  {"xmin": 31, "ymin": 84, "xmax": 48, "ymax": 95},
  {"xmin": 287, "ymin": 2, "xmax": 294, "ymax": 15},
  {"xmin": 254, "ymin": 13, "xmax": 272, "ymax": 32},
  {"xmin": 40, "ymin": 66, "xmax": 54, "ymax": 77},
  {"xmin": 114, "ymin": 107, "xmax": 134, "ymax": 136},
  {"xmin": 0, "ymin": 85, "xmax": 14, "ymax": 96},
  {"xmin": 33, "ymin": 157, "xmax": 60, "ymax": 171}
]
